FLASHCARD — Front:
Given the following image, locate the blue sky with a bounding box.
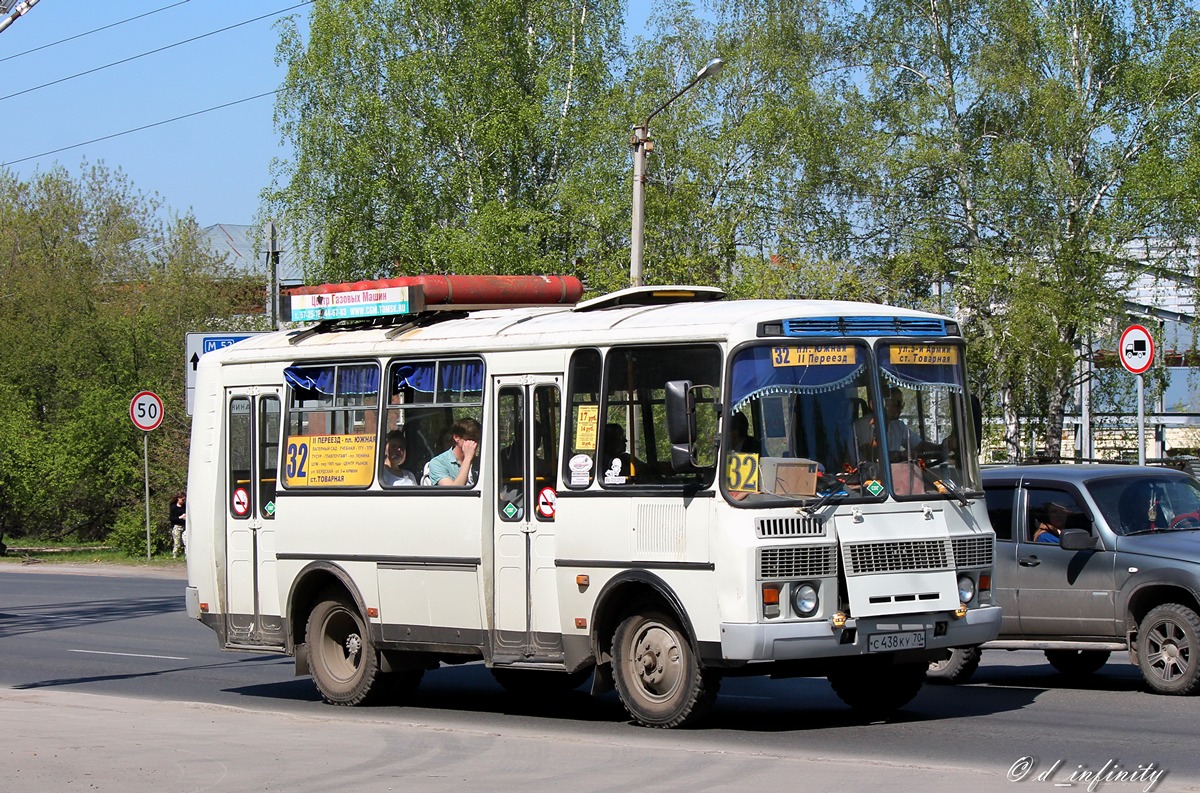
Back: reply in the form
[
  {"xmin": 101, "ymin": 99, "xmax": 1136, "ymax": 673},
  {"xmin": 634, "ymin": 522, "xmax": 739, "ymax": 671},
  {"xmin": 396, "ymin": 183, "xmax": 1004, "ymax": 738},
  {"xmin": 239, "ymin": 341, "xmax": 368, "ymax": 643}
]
[{"xmin": 1, "ymin": 1, "xmax": 656, "ymax": 230}]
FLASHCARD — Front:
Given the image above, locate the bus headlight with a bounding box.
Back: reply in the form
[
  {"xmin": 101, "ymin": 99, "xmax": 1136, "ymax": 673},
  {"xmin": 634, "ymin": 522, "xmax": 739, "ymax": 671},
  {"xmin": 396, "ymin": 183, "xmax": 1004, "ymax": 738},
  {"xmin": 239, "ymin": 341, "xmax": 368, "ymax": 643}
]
[
  {"xmin": 790, "ymin": 582, "xmax": 819, "ymax": 617},
  {"xmin": 957, "ymin": 574, "xmax": 976, "ymax": 604}
]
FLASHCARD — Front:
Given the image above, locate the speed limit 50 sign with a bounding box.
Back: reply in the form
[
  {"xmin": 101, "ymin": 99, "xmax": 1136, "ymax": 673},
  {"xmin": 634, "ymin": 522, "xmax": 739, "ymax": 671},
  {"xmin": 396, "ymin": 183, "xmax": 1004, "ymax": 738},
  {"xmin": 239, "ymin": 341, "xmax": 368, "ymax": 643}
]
[{"xmin": 130, "ymin": 391, "xmax": 164, "ymax": 431}]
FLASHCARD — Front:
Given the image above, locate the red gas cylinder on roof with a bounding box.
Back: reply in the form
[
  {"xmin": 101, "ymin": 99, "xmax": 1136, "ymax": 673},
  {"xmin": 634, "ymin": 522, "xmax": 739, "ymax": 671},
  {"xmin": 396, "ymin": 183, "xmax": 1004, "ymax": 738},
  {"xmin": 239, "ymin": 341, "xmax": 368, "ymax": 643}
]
[{"xmin": 290, "ymin": 274, "xmax": 583, "ymax": 307}]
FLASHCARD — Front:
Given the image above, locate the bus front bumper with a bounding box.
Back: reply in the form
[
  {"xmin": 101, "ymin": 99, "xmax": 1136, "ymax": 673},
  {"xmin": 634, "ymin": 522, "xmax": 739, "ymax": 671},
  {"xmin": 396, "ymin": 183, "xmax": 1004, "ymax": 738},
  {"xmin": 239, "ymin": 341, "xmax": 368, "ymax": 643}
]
[{"xmin": 719, "ymin": 604, "xmax": 1002, "ymax": 662}]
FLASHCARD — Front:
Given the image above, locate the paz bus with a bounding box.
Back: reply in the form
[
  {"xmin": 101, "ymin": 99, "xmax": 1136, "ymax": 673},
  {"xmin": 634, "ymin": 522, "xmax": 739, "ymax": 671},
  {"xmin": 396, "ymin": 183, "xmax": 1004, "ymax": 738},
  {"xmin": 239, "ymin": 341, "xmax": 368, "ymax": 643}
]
[{"xmin": 184, "ymin": 274, "xmax": 1000, "ymax": 728}]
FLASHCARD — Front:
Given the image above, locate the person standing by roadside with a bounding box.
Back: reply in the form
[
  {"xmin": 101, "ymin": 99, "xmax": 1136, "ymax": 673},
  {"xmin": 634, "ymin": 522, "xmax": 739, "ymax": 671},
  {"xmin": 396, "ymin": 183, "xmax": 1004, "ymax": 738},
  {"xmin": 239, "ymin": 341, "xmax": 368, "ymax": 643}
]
[{"xmin": 169, "ymin": 492, "xmax": 187, "ymax": 558}]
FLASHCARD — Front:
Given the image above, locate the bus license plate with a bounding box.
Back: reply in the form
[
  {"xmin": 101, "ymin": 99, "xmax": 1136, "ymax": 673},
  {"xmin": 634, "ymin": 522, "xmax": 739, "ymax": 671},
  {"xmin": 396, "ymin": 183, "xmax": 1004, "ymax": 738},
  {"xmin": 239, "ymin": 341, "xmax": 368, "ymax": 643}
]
[{"xmin": 868, "ymin": 631, "xmax": 926, "ymax": 652}]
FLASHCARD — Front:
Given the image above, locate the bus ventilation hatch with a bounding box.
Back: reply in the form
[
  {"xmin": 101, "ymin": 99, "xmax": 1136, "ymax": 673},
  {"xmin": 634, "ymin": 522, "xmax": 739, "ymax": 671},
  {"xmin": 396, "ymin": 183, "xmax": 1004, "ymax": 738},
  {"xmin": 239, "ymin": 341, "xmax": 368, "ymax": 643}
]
[{"xmin": 779, "ymin": 317, "xmax": 950, "ymax": 337}]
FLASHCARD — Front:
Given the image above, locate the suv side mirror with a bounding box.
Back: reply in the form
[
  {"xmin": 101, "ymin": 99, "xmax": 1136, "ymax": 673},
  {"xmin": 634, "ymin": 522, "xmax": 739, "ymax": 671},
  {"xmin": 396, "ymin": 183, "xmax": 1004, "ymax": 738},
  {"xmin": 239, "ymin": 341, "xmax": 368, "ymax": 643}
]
[{"xmin": 1060, "ymin": 529, "xmax": 1097, "ymax": 551}]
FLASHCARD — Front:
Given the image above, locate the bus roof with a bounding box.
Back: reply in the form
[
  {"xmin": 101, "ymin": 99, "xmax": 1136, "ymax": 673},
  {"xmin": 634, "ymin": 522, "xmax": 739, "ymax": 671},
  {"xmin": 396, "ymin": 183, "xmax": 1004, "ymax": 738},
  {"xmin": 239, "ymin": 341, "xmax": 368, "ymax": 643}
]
[{"xmin": 203, "ymin": 289, "xmax": 958, "ymax": 368}]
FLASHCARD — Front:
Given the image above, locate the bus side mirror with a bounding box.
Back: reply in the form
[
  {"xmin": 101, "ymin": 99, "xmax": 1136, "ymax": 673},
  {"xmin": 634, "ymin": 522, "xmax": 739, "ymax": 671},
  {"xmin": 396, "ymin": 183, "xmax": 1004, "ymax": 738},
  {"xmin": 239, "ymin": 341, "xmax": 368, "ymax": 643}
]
[
  {"xmin": 666, "ymin": 380, "xmax": 697, "ymax": 471},
  {"xmin": 666, "ymin": 380, "xmax": 720, "ymax": 472},
  {"xmin": 970, "ymin": 392, "xmax": 983, "ymax": 450}
]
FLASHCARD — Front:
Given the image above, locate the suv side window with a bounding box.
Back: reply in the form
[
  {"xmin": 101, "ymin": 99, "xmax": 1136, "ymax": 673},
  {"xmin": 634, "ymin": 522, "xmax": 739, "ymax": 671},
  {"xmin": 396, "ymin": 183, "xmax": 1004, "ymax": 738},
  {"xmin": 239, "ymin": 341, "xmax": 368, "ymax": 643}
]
[
  {"xmin": 1024, "ymin": 488, "xmax": 1090, "ymax": 544},
  {"xmin": 983, "ymin": 485, "xmax": 1015, "ymax": 541}
]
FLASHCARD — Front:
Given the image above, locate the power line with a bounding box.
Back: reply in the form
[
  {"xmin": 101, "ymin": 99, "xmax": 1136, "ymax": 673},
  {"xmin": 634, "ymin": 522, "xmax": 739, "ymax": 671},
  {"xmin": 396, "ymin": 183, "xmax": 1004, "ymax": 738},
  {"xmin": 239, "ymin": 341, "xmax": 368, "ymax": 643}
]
[
  {"xmin": 0, "ymin": 1, "xmax": 191, "ymax": 64},
  {"xmin": 0, "ymin": 89, "xmax": 279, "ymax": 167},
  {"xmin": 0, "ymin": 1, "xmax": 311, "ymax": 103}
]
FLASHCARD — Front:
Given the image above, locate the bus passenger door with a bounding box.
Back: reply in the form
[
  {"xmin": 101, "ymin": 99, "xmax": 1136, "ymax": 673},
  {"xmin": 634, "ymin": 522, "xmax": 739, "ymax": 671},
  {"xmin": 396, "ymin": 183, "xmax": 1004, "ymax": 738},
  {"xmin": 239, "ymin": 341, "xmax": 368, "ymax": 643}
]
[
  {"xmin": 493, "ymin": 377, "xmax": 564, "ymax": 661},
  {"xmin": 224, "ymin": 388, "xmax": 285, "ymax": 648}
]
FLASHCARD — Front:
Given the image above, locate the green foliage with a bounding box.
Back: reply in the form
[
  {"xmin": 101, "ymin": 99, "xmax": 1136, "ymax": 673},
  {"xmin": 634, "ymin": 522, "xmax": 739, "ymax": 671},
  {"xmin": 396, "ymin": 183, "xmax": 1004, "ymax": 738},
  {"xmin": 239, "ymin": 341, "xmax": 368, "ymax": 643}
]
[
  {"xmin": 263, "ymin": 0, "xmax": 1200, "ymax": 453},
  {"xmin": 0, "ymin": 163, "xmax": 252, "ymax": 542},
  {"xmin": 817, "ymin": 0, "xmax": 1200, "ymax": 458},
  {"xmin": 268, "ymin": 0, "xmax": 629, "ymax": 285},
  {"xmin": 1, "ymin": 0, "xmax": 1188, "ymax": 539},
  {"xmin": 107, "ymin": 505, "xmax": 168, "ymax": 558}
]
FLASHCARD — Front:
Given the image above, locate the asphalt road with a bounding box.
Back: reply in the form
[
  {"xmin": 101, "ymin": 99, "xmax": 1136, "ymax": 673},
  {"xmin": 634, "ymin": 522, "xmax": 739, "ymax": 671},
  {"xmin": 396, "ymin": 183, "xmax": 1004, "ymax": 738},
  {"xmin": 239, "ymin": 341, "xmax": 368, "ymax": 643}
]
[{"xmin": 1, "ymin": 563, "xmax": 1195, "ymax": 792}]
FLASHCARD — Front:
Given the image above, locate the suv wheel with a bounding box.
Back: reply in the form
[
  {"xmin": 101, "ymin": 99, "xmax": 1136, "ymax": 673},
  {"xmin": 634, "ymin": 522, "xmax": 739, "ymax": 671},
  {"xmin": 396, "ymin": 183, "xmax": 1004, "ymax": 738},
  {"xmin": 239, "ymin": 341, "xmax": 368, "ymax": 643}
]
[
  {"xmin": 1137, "ymin": 603, "xmax": 1200, "ymax": 695},
  {"xmin": 1044, "ymin": 649, "xmax": 1110, "ymax": 677}
]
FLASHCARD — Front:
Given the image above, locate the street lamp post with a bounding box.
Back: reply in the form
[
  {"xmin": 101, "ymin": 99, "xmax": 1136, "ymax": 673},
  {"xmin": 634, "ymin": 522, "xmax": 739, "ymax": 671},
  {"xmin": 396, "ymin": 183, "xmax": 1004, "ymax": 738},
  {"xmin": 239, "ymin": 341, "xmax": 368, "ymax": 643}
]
[{"xmin": 629, "ymin": 57, "xmax": 723, "ymax": 288}]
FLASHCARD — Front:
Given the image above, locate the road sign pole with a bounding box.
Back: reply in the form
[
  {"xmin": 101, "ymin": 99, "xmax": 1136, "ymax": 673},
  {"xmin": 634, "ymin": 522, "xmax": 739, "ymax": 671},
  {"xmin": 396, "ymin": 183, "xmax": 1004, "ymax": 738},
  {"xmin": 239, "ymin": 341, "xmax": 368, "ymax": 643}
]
[
  {"xmin": 1137, "ymin": 374, "xmax": 1146, "ymax": 466},
  {"xmin": 144, "ymin": 432, "xmax": 151, "ymax": 561},
  {"xmin": 1118, "ymin": 325, "xmax": 1154, "ymax": 466},
  {"xmin": 130, "ymin": 391, "xmax": 163, "ymax": 559}
]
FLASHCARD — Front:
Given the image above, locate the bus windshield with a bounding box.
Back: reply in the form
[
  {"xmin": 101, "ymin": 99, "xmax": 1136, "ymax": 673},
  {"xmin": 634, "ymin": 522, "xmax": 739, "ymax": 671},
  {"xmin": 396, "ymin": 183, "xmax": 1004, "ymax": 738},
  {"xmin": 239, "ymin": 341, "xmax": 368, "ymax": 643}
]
[{"xmin": 726, "ymin": 340, "xmax": 979, "ymax": 503}]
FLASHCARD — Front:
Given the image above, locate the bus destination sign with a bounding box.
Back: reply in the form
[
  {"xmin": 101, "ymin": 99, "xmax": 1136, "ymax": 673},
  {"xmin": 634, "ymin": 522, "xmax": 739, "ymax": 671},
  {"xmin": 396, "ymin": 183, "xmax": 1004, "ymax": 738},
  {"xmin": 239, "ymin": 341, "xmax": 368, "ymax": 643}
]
[{"xmin": 290, "ymin": 285, "xmax": 415, "ymax": 322}]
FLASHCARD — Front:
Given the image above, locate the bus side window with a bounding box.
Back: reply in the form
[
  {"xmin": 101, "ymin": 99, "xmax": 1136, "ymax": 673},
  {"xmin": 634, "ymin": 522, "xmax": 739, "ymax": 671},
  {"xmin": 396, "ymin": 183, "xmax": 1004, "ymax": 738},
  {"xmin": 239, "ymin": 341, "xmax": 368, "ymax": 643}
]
[
  {"xmin": 259, "ymin": 396, "xmax": 280, "ymax": 517},
  {"xmin": 229, "ymin": 396, "xmax": 253, "ymax": 518},
  {"xmin": 282, "ymin": 362, "xmax": 380, "ymax": 489},
  {"xmin": 602, "ymin": 344, "xmax": 721, "ymax": 487},
  {"xmin": 384, "ymin": 358, "xmax": 484, "ymax": 488},
  {"xmin": 533, "ymin": 382, "xmax": 561, "ymax": 494},
  {"xmin": 563, "ymin": 348, "xmax": 602, "ymax": 489}
]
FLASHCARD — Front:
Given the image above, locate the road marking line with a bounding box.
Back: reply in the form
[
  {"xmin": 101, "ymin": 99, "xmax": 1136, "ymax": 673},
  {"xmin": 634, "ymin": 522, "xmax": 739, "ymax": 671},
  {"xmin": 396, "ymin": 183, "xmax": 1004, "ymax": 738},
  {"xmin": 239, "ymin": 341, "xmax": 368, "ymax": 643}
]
[{"xmin": 68, "ymin": 649, "xmax": 187, "ymax": 660}]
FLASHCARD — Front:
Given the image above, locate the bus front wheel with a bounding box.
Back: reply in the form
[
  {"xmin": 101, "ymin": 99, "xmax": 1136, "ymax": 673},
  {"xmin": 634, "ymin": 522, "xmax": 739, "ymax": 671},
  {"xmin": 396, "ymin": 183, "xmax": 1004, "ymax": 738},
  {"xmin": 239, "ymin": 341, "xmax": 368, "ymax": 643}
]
[
  {"xmin": 828, "ymin": 658, "xmax": 926, "ymax": 716},
  {"xmin": 307, "ymin": 590, "xmax": 382, "ymax": 706},
  {"xmin": 611, "ymin": 607, "xmax": 718, "ymax": 728}
]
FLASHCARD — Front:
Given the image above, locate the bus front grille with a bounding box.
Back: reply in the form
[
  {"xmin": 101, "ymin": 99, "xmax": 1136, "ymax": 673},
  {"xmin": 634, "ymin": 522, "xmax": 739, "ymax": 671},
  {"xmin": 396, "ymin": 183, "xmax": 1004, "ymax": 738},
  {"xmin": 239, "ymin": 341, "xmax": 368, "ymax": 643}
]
[
  {"xmin": 951, "ymin": 535, "xmax": 994, "ymax": 568},
  {"xmin": 757, "ymin": 545, "xmax": 838, "ymax": 580},
  {"xmin": 843, "ymin": 539, "xmax": 953, "ymax": 575},
  {"xmin": 756, "ymin": 516, "xmax": 825, "ymax": 539}
]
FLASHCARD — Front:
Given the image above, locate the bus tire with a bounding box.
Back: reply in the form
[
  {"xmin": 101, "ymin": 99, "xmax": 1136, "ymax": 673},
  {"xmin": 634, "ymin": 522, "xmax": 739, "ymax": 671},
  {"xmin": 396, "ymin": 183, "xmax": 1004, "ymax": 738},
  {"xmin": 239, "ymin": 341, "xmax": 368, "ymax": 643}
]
[
  {"xmin": 829, "ymin": 659, "xmax": 926, "ymax": 716},
  {"xmin": 491, "ymin": 667, "xmax": 591, "ymax": 696},
  {"xmin": 307, "ymin": 590, "xmax": 382, "ymax": 706},
  {"xmin": 927, "ymin": 646, "xmax": 982, "ymax": 684},
  {"xmin": 1136, "ymin": 603, "xmax": 1200, "ymax": 695},
  {"xmin": 612, "ymin": 607, "xmax": 718, "ymax": 728},
  {"xmin": 1044, "ymin": 648, "xmax": 1111, "ymax": 677}
]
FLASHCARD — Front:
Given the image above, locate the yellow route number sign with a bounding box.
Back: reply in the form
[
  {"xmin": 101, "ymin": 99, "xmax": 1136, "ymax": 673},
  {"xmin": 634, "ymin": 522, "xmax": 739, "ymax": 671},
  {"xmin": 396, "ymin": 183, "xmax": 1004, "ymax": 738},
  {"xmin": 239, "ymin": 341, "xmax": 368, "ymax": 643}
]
[
  {"xmin": 727, "ymin": 453, "xmax": 760, "ymax": 493},
  {"xmin": 772, "ymin": 345, "xmax": 857, "ymax": 367},
  {"xmin": 284, "ymin": 434, "xmax": 375, "ymax": 487}
]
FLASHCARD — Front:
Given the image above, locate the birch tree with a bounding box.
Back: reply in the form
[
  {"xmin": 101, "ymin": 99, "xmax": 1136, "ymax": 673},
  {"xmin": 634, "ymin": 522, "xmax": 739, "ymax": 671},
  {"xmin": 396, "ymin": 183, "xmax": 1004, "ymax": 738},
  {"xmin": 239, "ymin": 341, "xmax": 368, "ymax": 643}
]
[
  {"xmin": 268, "ymin": 0, "xmax": 627, "ymax": 283},
  {"xmin": 835, "ymin": 0, "xmax": 1200, "ymax": 459}
]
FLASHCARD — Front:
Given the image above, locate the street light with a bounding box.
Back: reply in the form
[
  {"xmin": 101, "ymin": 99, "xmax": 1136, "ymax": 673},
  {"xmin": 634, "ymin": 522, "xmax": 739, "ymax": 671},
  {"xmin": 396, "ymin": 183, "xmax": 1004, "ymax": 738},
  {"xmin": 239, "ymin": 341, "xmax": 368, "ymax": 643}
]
[
  {"xmin": 629, "ymin": 57, "xmax": 723, "ymax": 288},
  {"xmin": 0, "ymin": 0, "xmax": 41, "ymax": 35}
]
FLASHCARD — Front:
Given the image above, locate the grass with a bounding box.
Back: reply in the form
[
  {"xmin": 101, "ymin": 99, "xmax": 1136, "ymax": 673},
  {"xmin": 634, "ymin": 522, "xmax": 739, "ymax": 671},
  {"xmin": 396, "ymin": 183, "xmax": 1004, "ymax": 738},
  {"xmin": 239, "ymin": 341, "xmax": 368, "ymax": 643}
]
[{"xmin": 0, "ymin": 539, "xmax": 185, "ymax": 568}]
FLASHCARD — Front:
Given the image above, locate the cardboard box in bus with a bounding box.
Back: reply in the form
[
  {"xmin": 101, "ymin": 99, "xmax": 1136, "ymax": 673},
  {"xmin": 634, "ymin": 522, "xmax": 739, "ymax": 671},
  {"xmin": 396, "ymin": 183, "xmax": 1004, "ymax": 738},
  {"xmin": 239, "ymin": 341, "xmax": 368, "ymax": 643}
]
[{"xmin": 759, "ymin": 457, "xmax": 819, "ymax": 496}]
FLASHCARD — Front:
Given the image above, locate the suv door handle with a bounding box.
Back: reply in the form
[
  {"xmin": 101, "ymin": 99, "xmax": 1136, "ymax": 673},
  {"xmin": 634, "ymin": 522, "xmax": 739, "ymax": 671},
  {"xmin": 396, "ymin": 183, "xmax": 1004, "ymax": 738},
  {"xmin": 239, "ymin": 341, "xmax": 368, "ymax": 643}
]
[{"xmin": 1018, "ymin": 556, "xmax": 1041, "ymax": 567}]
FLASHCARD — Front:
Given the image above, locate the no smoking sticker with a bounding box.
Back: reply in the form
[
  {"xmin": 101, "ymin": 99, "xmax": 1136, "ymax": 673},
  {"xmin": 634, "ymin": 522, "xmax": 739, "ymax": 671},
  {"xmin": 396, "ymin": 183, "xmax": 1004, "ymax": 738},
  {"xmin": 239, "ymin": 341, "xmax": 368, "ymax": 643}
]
[
  {"xmin": 232, "ymin": 487, "xmax": 250, "ymax": 516},
  {"xmin": 537, "ymin": 487, "xmax": 557, "ymax": 519}
]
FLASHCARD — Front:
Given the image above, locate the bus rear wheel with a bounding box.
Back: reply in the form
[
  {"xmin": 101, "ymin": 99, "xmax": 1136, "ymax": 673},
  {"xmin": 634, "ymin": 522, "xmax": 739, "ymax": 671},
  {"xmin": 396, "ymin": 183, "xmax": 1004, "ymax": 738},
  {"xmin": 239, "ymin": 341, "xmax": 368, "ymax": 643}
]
[
  {"xmin": 612, "ymin": 607, "xmax": 718, "ymax": 728},
  {"xmin": 307, "ymin": 590, "xmax": 382, "ymax": 706}
]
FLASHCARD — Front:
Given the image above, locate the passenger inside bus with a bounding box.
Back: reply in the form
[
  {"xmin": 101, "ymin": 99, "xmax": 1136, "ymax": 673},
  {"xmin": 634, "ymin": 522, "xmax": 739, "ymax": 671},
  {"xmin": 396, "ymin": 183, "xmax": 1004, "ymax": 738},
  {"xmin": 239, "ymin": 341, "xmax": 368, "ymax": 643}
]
[
  {"xmin": 429, "ymin": 417, "xmax": 481, "ymax": 487},
  {"xmin": 380, "ymin": 429, "xmax": 417, "ymax": 487}
]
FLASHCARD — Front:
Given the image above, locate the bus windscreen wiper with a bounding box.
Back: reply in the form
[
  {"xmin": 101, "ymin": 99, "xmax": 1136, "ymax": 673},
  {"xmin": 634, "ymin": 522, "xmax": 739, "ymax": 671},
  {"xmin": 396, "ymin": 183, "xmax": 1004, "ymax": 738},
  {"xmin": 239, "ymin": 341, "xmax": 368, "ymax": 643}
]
[{"xmin": 802, "ymin": 489, "xmax": 850, "ymax": 515}]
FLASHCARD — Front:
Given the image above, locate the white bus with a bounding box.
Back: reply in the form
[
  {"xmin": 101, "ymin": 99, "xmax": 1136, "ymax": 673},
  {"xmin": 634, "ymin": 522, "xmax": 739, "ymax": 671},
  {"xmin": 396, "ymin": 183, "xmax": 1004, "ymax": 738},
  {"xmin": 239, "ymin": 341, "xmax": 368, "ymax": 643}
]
[{"xmin": 185, "ymin": 274, "xmax": 1000, "ymax": 728}]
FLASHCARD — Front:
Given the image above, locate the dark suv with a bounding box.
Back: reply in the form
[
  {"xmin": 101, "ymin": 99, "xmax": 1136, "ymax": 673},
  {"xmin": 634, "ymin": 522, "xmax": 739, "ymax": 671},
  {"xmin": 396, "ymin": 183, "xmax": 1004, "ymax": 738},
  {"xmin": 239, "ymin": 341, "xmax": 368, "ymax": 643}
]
[{"xmin": 929, "ymin": 464, "xmax": 1200, "ymax": 694}]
